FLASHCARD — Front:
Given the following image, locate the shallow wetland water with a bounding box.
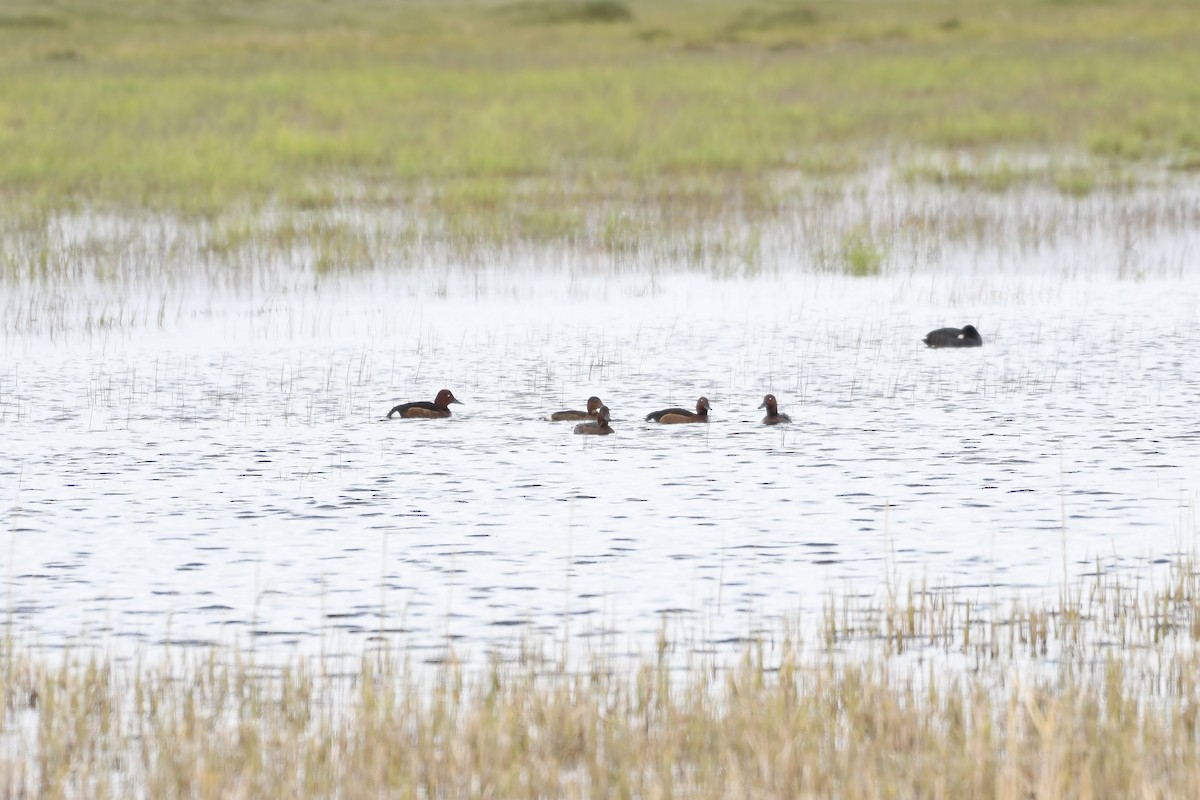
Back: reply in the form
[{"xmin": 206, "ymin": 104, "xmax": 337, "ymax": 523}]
[{"xmin": 2, "ymin": 184, "xmax": 1200, "ymax": 666}]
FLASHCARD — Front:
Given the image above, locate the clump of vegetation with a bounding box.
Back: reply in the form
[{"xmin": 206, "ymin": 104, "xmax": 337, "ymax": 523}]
[
  {"xmin": 505, "ymin": 0, "xmax": 634, "ymax": 25},
  {"xmin": 0, "ymin": 11, "xmax": 66, "ymax": 28},
  {"xmin": 725, "ymin": 4, "xmax": 819, "ymax": 34},
  {"xmin": 579, "ymin": 0, "xmax": 634, "ymax": 21},
  {"xmin": 840, "ymin": 229, "xmax": 885, "ymax": 276}
]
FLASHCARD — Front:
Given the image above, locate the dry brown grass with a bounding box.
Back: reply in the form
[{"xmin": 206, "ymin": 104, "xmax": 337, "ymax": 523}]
[{"xmin": 5, "ymin": 555, "xmax": 1200, "ymax": 797}]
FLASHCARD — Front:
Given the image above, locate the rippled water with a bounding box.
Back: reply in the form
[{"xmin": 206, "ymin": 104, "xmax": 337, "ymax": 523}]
[{"xmin": 3, "ymin": 266, "xmax": 1199, "ymax": 663}]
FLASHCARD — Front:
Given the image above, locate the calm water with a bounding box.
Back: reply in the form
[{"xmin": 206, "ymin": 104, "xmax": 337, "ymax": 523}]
[{"xmin": 3, "ymin": 261, "xmax": 1200, "ymax": 662}]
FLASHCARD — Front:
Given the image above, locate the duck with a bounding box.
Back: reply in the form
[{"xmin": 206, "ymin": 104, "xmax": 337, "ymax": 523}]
[
  {"xmin": 573, "ymin": 405, "xmax": 613, "ymax": 435},
  {"xmin": 923, "ymin": 324, "xmax": 983, "ymax": 348},
  {"xmin": 645, "ymin": 396, "xmax": 711, "ymax": 424},
  {"xmin": 548, "ymin": 396, "xmax": 604, "ymax": 421},
  {"xmin": 386, "ymin": 389, "xmax": 462, "ymax": 419},
  {"xmin": 758, "ymin": 394, "xmax": 791, "ymax": 425}
]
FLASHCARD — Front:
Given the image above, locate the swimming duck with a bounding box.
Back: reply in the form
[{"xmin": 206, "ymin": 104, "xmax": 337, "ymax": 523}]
[
  {"xmin": 386, "ymin": 389, "xmax": 462, "ymax": 419},
  {"xmin": 923, "ymin": 324, "xmax": 983, "ymax": 348},
  {"xmin": 645, "ymin": 396, "xmax": 711, "ymax": 424},
  {"xmin": 758, "ymin": 394, "xmax": 791, "ymax": 425},
  {"xmin": 548, "ymin": 396, "xmax": 604, "ymax": 421},
  {"xmin": 573, "ymin": 405, "xmax": 613, "ymax": 435}
]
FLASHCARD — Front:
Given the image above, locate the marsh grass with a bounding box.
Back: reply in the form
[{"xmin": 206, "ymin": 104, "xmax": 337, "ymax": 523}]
[
  {"xmin": 838, "ymin": 228, "xmax": 885, "ymax": 277},
  {"xmin": 6, "ymin": 555, "xmax": 1200, "ymax": 797},
  {"xmin": 0, "ymin": 0, "xmax": 1197, "ymax": 243},
  {"xmin": 3, "ymin": 164, "xmax": 1196, "ymax": 300}
]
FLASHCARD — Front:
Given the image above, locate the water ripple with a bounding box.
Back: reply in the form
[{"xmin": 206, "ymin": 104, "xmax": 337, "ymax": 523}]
[{"xmin": 2, "ymin": 274, "xmax": 1199, "ymax": 660}]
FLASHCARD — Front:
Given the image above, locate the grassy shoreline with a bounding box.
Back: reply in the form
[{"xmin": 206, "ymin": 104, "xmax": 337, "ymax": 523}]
[
  {"xmin": 3, "ymin": 1, "xmax": 1198, "ymax": 283},
  {"xmin": 4, "ymin": 165, "xmax": 1195, "ymax": 292},
  {"xmin": 5, "ymin": 555, "xmax": 1200, "ymax": 797}
]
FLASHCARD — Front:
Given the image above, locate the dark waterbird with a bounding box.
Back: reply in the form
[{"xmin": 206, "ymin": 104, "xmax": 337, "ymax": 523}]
[
  {"xmin": 758, "ymin": 394, "xmax": 791, "ymax": 425},
  {"xmin": 386, "ymin": 389, "xmax": 463, "ymax": 419},
  {"xmin": 573, "ymin": 405, "xmax": 613, "ymax": 435},
  {"xmin": 923, "ymin": 324, "xmax": 983, "ymax": 348},
  {"xmin": 646, "ymin": 396, "xmax": 711, "ymax": 424},
  {"xmin": 548, "ymin": 395, "xmax": 604, "ymax": 421}
]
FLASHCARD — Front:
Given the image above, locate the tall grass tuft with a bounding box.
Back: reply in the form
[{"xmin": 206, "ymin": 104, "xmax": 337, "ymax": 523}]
[{"xmin": 840, "ymin": 229, "xmax": 885, "ymax": 277}]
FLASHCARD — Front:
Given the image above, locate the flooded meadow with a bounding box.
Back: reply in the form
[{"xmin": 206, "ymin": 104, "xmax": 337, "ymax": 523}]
[{"xmin": 3, "ymin": 173, "xmax": 1199, "ymax": 666}]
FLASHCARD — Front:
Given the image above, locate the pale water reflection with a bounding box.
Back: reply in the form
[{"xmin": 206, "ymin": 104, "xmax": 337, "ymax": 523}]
[{"xmin": 2, "ymin": 272, "xmax": 1198, "ymax": 662}]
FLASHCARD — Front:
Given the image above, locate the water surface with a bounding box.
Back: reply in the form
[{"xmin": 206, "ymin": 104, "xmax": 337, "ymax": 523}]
[{"xmin": 2, "ymin": 263, "xmax": 1199, "ymax": 663}]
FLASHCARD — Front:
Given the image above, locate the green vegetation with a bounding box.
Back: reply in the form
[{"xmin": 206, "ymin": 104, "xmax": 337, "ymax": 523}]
[
  {"xmin": 6, "ymin": 555, "xmax": 1200, "ymax": 797},
  {"xmin": 839, "ymin": 228, "xmax": 885, "ymax": 276},
  {"xmin": 0, "ymin": 0, "xmax": 1197, "ymax": 223},
  {"xmin": 505, "ymin": 0, "xmax": 636, "ymax": 24},
  {"xmin": 0, "ymin": 0, "xmax": 1197, "ymax": 281}
]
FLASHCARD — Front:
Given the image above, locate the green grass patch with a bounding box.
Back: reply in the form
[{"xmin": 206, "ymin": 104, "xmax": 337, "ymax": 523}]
[
  {"xmin": 0, "ymin": 12, "xmax": 67, "ymax": 29},
  {"xmin": 840, "ymin": 229, "xmax": 885, "ymax": 276},
  {"xmin": 502, "ymin": 0, "xmax": 635, "ymax": 25},
  {"xmin": 0, "ymin": 0, "xmax": 1196, "ymax": 225}
]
